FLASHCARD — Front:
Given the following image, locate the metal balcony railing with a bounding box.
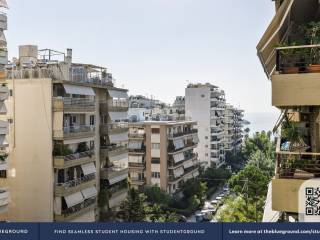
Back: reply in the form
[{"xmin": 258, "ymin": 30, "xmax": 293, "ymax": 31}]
[
  {"xmin": 168, "ymin": 129, "xmax": 198, "ymax": 139},
  {"xmin": 63, "ymin": 125, "xmax": 95, "ymax": 135},
  {"xmin": 62, "ymin": 150, "xmax": 94, "ymax": 162},
  {"xmin": 61, "ymin": 198, "xmax": 96, "ymax": 217},
  {"xmin": 276, "ymin": 44, "xmax": 320, "ymax": 74},
  {"xmin": 56, "ymin": 173, "xmax": 96, "ymax": 188}
]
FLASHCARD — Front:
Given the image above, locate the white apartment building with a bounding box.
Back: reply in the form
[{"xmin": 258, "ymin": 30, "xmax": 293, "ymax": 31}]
[{"xmin": 185, "ymin": 83, "xmax": 226, "ymax": 168}]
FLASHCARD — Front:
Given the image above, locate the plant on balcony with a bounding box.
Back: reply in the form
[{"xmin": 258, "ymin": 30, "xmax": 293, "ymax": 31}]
[
  {"xmin": 76, "ymin": 142, "xmax": 89, "ymax": 153},
  {"xmin": 281, "ymin": 120, "xmax": 307, "ymax": 152},
  {"xmin": 0, "ymin": 154, "xmax": 7, "ymax": 162},
  {"xmin": 53, "ymin": 145, "xmax": 73, "ymax": 156},
  {"xmin": 305, "ymin": 21, "xmax": 320, "ymax": 72}
]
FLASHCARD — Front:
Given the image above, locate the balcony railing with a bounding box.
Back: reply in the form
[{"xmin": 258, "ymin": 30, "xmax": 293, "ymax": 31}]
[
  {"xmin": 60, "ymin": 198, "xmax": 96, "ymax": 219},
  {"xmin": 167, "ymin": 141, "xmax": 198, "ymax": 154},
  {"xmin": 69, "ymin": 69, "xmax": 113, "ymax": 86},
  {"xmin": 100, "ymin": 167, "xmax": 128, "ymax": 181},
  {"xmin": 100, "ymin": 122, "xmax": 129, "ymax": 135},
  {"xmin": 62, "ymin": 125, "xmax": 95, "ymax": 137},
  {"xmin": 56, "ymin": 173, "xmax": 96, "ymax": 189},
  {"xmin": 168, "ymin": 129, "xmax": 198, "ymax": 139},
  {"xmin": 275, "ymin": 45, "xmax": 320, "ymax": 74},
  {"xmin": 275, "ymin": 151, "xmax": 320, "ymax": 179},
  {"xmin": 54, "ymin": 150, "xmax": 95, "ymax": 168},
  {"xmin": 100, "ymin": 145, "xmax": 128, "ymax": 159},
  {"xmin": 168, "ymin": 153, "xmax": 197, "ymax": 169},
  {"xmin": 53, "ymin": 97, "xmax": 95, "ymax": 112}
]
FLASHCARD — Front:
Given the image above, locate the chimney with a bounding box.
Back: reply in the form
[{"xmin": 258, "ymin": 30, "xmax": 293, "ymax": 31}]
[{"xmin": 65, "ymin": 48, "xmax": 72, "ymax": 64}]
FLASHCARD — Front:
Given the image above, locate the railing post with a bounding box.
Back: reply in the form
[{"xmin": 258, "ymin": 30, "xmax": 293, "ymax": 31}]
[{"xmin": 276, "ymin": 49, "xmax": 280, "ymax": 72}]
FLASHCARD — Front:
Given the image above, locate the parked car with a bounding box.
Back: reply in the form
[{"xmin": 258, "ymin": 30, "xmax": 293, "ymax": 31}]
[
  {"xmin": 211, "ymin": 200, "xmax": 219, "ymax": 205},
  {"xmin": 195, "ymin": 213, "xmax": 204, "ymax": 222},
  {"xmin": 216, "ymin": 196, "xmax": 222, "ymax": 200}
]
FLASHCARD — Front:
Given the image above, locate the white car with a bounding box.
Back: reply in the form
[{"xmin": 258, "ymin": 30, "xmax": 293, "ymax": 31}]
[{"xmin": 216, "ymin": 196, "xmax": 222, "ymax": 200}]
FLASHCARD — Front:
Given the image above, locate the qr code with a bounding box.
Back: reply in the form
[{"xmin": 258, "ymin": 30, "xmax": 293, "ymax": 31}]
[{"xmin": 305, "ymin": 187, "xmax": 320, "ymax": 215}]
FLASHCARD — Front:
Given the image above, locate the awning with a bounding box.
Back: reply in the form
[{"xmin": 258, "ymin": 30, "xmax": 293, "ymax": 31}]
[
  {"xmin": 0, "ymin": 135, "xmax": 7, "ymax": 147},
  {"xmin": 81, "ymin": 162, "xmax": 96, "ymax": 176},
  {"xmin": 0, "ymin": 89, "xmax": 8, "ymax": 101},
  {"xmin": 63, "ymin": 84, "xmax": 95, "ymax": 96},
  {"xmin": 0, "ymin": 31, "xmax": 6, "ymax": 47},
  {"xmin": 173, "ymin": 153, "xmax": 185, "ymax": 164},
  {"xmin": 109, "ymin": 152, "xmax": 128, "ymax": 162},
  {"xmin": 109, "ymin": 173, "xmax": 128, "ymax": 185},
  {"xmin": 183, "ymin": 160, "xmax": 193, "ymax": 169},
  {"xmin": 257, "ymin": 0, "xmax": 294, "ymax": 77},
  {"xmin": 129, "ymin": 155, "xmax": 143, "ymax": 163},
  {"xmin": 109, "ymin": 112, "xmax": 128, "ymax": 121},
  {"xmin": 81, "ymin": 186, "xmax": 98, "ymax": 200},
  {"xmin": 0, "ymin": 0, "xmax": 8, "ymax": 9},
  {"xmin": 173, "ymin": 167, "xmax": 184, "ymax": 178},
  {"xmin": 0, "ymin": 102, "xmax": 7, "ymax": 114},
  {"xmin": 108, "ymin": 89, "xmax": 128, "ymax": 99},
  {"xmin": 128, "ymin": 140, "xmax": 142, "ymax": 150},
  {"xmin": 109, "ymin": 132, "xmax": 128, "ymax": 143},
  {"xmin": 173, "ymin": 138, "xmax": 184, "ymax": 150},
  {"xmin": 64, "ymin": 192, "xmax": 84, "ymax": 208}
]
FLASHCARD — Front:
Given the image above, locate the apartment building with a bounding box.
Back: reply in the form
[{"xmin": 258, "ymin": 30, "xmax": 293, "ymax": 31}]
[
  {"xmin": 224, "ymin": 105, "xmax": 244, "ymax": 153},
  {"xmin": 257, "ymin": 0, "xmax": 320, "ymax": 221},
  {"xmin": 0, "ymin": 0, "xmax": 8, "ymax": 219},
  {"xmin": 128, "ymin": 121, "xmax": 200, "ymax": 194},
  {"xmin": 170, "ymin": 96, "xmax": 185, "ymax": 121},
  {"xmin": 185, "ymin": 83, "xmax": 226, "ymax": 169},
  {"xmin": 0, "ymin": 45, "xmax": 129, "ymax": 222}
]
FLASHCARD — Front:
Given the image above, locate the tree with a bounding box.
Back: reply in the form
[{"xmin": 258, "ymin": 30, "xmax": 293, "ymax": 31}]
[
  {"xmin": 143, "ymin": 186, "xmax": 171, "ymax": 205},
  {"xmin": 147, "ymin": 204, "xmax": 179, "ymax": 222},
  {"xmin": 216, "ymin": 196, "xmax": 264, "ymax": 222},
  {"xmin": 120, "ymin": 188, "xmax": 148, "ymax": 222},
  {"xmin": 243, "ymin": 131, "xmax": 275, "ymax": 159},
  {"xmin": 182, "ymin": 179, "xmax": 207, "ymax": 207},
  {"xmin": 244, "ymin": 128, "xmax": 250, "ymax": 139},
  {"xmin": 228, "ymin": 164, "xmax": 270, "ymax": 200}
]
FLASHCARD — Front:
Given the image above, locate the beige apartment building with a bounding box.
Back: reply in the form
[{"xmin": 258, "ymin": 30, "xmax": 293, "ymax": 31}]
[
  {"xmin": 258, "ymin": 0, "xmax": 320, "ymax": 221},
  {"xmin": 128, "ymin": 121, "xmax": 200, "ymax": 194},
  {"xmin": 0, "ymin": 45, "xmax": 129, "ymax": 222}
]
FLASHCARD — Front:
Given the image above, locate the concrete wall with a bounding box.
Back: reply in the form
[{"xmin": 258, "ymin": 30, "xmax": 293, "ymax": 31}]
[
  {"xmin": 272, "ymin": 73, "xmax": 320, "ymax": 107},
  {"xmin": 8, "ymin": 78, "xmax": 54, "ymax": 221}
]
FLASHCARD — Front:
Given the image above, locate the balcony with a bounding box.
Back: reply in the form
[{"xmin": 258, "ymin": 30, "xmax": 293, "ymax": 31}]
[
  {"xmin": 53, "ymin": 97, "xmax": 95, "ymax": 113},
  {"xmin": 128, "ymin": 132, "xmax": 145, "ymax": 139},
  {"xmin": 55, "ymin": 197, "xmax": 96, "ymax": 222},
  {"xmin": 55, "ymin": 173, "xmax": 96, "ymax": 196},
  {"xmin": 100, "ymin": 100, "xmax": 129, "ymax": 113},
  {"xmin": 272, "ymin": 45, "xmax": 320, "ymax": 107},
  {"xmin": 130, "ymin": 178, "xmax": 145, "ymax": 186},
  {"xmin": 100, "ymin": 145, "xmax": 128, "ymax": 160},
  {"xmin": 100, "ymin": 122, "xmax": 129, "ymax": 135},
  {"xmin": 167, "ymin": 141, "xmax": 198, "ymax": 154},
  {"xmin": 108, "ymin": 188, "xmax": 128, "ymax": 209},
  {"xmin": 69, "ymin": 66, "xmax": 113, "ymax": 87},
  {"xmin": 167, "ymin": 153, "xmax": 197, "ymax": 169},
  {"xmin": 54, "ymin": 150, "xmax": 95, "ymax": 169},
  {"xmin": 53, "ymin": 125, "xmax": 95, "ymax": 140},
  {"xmin": 100, "ymin": 167, "xmax": 128, "ymax": 184},
  {"xmin": 167, "ymin": 129, "xmax": 198, "ymax": 140},
  {"xmin": 168, "ymin": 165, "xmax": 199, "ymax": 183}
]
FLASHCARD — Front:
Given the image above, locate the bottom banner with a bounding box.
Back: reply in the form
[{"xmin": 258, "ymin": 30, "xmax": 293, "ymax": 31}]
[{"xmin": 1, "ymin": 223, "xmax": 320, "ymax": 240}]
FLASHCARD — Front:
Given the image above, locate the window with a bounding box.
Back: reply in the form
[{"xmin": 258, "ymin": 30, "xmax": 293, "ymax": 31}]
[
  {"xmin": 151, "ymin": 128, "xmax": 160, "ymax": 134},
  {"xmin": 90, "ymin": 115, "xmax": 95, "ymax": 125},
  {"xmin": 151, "ymin": 158, "xmax": 160, "ymax": 164},
  {"xmin": 151, "ymin": 143, "xmax": 160, "ymax": 149},
  {"xmin": 151, "ymin": 172, "xmax": 160, "ymax": 178},
  {"xmin": 0, "ymin": 170, "xmax": 6, "ymax": 178}
]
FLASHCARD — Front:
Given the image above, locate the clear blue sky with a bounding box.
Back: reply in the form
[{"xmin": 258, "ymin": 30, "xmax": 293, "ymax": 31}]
[{"xmin": 7, "ymin": 0, "xmax": 276, "ymax": 113}]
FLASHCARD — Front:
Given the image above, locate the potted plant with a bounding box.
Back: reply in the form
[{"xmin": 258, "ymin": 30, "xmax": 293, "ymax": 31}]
[
  {"xmin": 306, "ymin": 21, "xmax": 320, "ymax": 73},
  {"xmin": 276, "ymin": 42, "xmax": 301, "ymax": 74}
]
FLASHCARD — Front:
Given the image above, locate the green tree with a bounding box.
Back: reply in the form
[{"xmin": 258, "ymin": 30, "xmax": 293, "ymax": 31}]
[
  {"xmin": 120, "ymin": 188, "xmax": 148, "ymax": 222},
  {"xmin": 216, "ymin": 196, "xmax": 264, "ymax": 222},
  {"xmin": 243, "ymin": 131, "xmax": 274, "ymax": 158},
  {"xmin": 143, "ymin": 186, "xmax": 171, "ymax": 205}
]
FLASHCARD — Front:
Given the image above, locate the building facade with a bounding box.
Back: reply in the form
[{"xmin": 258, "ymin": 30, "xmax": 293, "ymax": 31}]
[
  {"xmin": 185, "ymin": 83, "xmax": 226, "ymax": 168},
  {"xmin": 257, "ymin": 0, "xmax": 320, "ymax": 221},
  {"xmin": 128, "ymin": 121, "xmax": 200, "ymax": 194},
  {"xmin": 0, "ymin": 0, "xmax": 8, "ymax": 220},
  {"xmin": 0, "ymin": 45, "xmax": 129, "ymax": 222}
]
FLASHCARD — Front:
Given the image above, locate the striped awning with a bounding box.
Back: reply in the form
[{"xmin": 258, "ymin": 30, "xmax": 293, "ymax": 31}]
[
  {"xmin": 108, "ymin": 112, "xmax": 128, "ymax": 121},
  {"xmin": 109, "ymin": 132, "xmax": 128, "ymax": 144},
  {"xmin": 109, "ymin": 152, "xmax": 128, "ymax": 162},
  {"xmin": 173, "ymin": 138, "xmax": 184, "ymax": 150},
  {"xmin": 108, "ymin": 89, "xmax": 128, "ymax": 99},
  {"xmin": 173, "ymin": 153, "xmax": 184, "ymax": 164},
  {"xmin": 64, "ymin": 192, "xmax": 84, "ymax": 208},
  {"xmin": 81, "ymin": 162, "xmax": 96, "ymax": 176},
  {"xmin": 173, "ymin": 167, "xmax": 184, "ymax": 178},
  {"xmin": 63, "ymin": 84, "xmax": 95, "ymax": 96},
  {"xmin": 81, "ymin": 186, "xmax": 98, "ymax": 200}
]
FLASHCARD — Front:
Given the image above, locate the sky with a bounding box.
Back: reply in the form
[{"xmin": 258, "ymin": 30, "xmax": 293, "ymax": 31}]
[{"xmin": 6, "ymin": 0, "xmax": 277, "ymax": 114}]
